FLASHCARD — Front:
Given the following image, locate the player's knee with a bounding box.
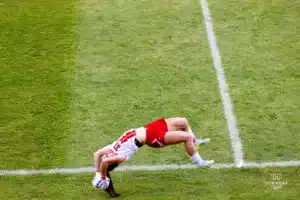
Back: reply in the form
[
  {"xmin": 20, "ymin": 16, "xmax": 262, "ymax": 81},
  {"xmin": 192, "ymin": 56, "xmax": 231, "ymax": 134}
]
[
  {"xmin": 182, "ymin": 117, "xmax": 189, "ymax": 125},
  {"xmin": 182, "ymin": 135, "xmax": 194, "ymax": 143},
  {"xmin": 177, "ymin": 135, "xmax": 194, "ymax": 145},
  {"xmin": 187, "ymin": 135, "xmax": 194, "ymax": 142},
  {"xmin": 176, "ymin": 117, "xmax": 188, "ymax": 127}
]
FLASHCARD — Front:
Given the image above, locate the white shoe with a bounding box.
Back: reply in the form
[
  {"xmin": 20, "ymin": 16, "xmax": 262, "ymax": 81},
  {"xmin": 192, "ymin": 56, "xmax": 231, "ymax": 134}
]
[
  {"xmin": 195, "ymin": 138, "xmax": 210, "ymax": 145},
  {"xmin": 196, "ymin": 160, "xmax": 214, "ymax": 167}
]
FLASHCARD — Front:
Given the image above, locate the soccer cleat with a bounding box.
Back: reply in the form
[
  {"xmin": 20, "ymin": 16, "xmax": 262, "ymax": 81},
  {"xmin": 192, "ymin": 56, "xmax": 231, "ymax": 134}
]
[
  {"xmin": 194, "ymin": 138, "xmax": 210, "ymax": 146},
  {"xmin": 105, "ymin": 181, "xmax": 121, "ymax": 198},
  {"xmin": 105, "ymin": 172, "xmax": 120, "ymax": 198},
  {"xmin": 105, "ymin": 188, "xmax": 120, "ymax": 198},
  {"xmin": 196, "ymin": 160, "xmax": 214, "ymax": 167}
]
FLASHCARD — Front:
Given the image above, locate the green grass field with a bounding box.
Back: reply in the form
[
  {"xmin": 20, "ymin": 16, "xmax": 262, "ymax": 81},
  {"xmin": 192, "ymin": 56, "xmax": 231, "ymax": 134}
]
[{"xmin": 1, "ymin": 0, "xmax": 299, "ymax": 199}]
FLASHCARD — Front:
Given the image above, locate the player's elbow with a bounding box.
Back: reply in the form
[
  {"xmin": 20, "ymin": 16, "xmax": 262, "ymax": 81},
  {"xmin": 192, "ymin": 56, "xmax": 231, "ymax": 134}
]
[{"xmin": 94, "ymin": 151, "xmax": 101, "ymax": 159}]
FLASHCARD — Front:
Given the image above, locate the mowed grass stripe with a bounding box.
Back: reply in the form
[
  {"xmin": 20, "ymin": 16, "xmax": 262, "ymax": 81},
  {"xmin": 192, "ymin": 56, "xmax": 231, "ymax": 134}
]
[
  {"xmin": 208, "ymin": 0, "xmax": 300, "ymax": 160},
  {"xmin": 0, "ymin": 0, "xmax": 76, "ymax": 168},
  {"xmin": 199, "ymin": 0, "xmax": 244, "ymax": 164},
  {"xmin": 66, "ymin": 0, "xmax": 232, "ymax": 167}
]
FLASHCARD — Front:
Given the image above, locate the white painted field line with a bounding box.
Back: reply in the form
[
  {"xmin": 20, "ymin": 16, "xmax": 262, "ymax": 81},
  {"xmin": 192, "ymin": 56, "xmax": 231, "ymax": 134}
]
[
  {"xmin": 1, "ymin": 161, "xmax": 300, "ymax": 175},
  {"xmin": 0, "ymin": 163, "xmax": 231, "ymax": 175},
  {"xmin": 244, "ymin": 160, "xmax": 300, "ymax": 168},
  {"xmin": 198, "ymin": 0, "xmax": 244, "ymax": 166}
]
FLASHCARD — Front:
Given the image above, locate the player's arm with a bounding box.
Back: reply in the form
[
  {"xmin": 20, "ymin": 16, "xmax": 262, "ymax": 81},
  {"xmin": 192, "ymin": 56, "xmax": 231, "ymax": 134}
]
[
  {"xmin": 94, "ymin": 145, "xmax": 111, "ymax": 172},
  {"xmin": 93, "ymin": 152, "xmax": 126, "ymax": 190},
  {"xmin": 100, "ymin": 155, "xmax": 127, "ymax": 178}
]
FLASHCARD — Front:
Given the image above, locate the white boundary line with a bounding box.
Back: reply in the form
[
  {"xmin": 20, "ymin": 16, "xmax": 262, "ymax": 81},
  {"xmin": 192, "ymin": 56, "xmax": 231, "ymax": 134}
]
[
  {"xmin": 1, "ymin": 161, "xmax": 300, "ymax": 175},
  {"xmin": 199, "ymin": 0, "xmax": 244, "ymax": 166}
]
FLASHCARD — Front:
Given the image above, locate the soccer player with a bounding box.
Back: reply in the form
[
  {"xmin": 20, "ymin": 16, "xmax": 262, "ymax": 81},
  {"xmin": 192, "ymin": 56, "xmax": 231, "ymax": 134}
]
[{"xmin": 92, "ymin": 117, "xmax": 213, "ymax": 197}]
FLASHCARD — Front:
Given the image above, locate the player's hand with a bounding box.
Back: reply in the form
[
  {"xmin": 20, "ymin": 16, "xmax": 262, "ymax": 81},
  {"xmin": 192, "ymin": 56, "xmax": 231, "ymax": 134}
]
[
  {"xmin": 92, "ymin": 174, "xmax": 110, "ymax": 189},
  {"xmin": 99, "ymin": 177, "xmax": 110, "ymax": 189}
]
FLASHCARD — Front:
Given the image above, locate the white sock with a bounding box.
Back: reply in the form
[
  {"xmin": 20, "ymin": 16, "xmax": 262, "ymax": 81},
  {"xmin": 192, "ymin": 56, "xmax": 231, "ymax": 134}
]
[{"xmin": 191, "ymin": 152, "xmax": 202, "ymax": 165}]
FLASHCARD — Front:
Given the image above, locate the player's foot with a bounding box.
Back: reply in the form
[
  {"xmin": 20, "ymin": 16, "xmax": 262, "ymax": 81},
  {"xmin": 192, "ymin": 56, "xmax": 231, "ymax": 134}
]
[
  {"xmin": 111, "ymin": 192, "xmax": 120, "ymax": 198},
  {"xmin": 111, "ymin": 189, "xmax": 120, "ymax": 198},
  {"xmin": 105, "ymin": 189, "xmax": 120, "ymax": 198},
  {"xmin": 194, "ymin": 138, "xmax": 210, "ymax": 146},
  {"xmin": 196, "ymin": 160, "xmax": 214, "ymax": 167},
  {"xmin": 105, "ymin": 184, "xmax": 120, "ymax": 198}
]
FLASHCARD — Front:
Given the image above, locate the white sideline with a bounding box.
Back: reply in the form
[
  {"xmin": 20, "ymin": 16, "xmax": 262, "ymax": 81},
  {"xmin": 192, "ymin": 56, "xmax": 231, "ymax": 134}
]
[
  {"xmin": 199, "ymin": 0, "xmax": 244, "ymax": 166},
  {"xmin": 1, "ymin": 161, "xmax": 300, "ymax": 175}
]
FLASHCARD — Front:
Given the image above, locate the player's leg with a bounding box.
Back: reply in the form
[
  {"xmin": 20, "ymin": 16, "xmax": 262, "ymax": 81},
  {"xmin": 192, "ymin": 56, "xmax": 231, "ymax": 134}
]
[
  {"xmin": 106, "ymin": 163, "xmax": 120, "ymax": 196},
  {"xmin": 165, "ymin": 117, "xmax": 190, "ymax": 132},
  {"xmin": 165, "ymin": 117, "xmax": 210, "ymax": 145},
  {"xmin": 102, "ymin": 155, "xmax": 121, "ymax": 197},
  {"xmin": 164, "ymin": 131, "xmax": 214, "ymax": 167},
  {"xmin": 105, "ymin": 171, "xmax": 120, "ymax": 198}
]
